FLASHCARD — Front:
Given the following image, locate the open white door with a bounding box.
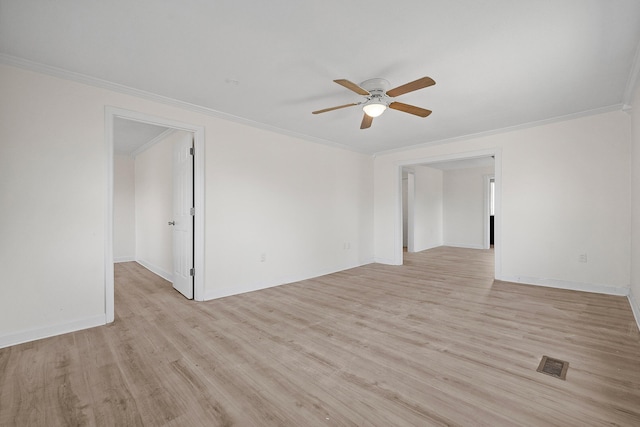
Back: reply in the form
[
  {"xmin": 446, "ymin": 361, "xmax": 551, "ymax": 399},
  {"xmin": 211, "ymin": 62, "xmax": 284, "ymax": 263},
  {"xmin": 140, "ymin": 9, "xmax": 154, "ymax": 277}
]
[{"xmin": 171, "ymin": 133, "xmax": 194, "ymax": 299}]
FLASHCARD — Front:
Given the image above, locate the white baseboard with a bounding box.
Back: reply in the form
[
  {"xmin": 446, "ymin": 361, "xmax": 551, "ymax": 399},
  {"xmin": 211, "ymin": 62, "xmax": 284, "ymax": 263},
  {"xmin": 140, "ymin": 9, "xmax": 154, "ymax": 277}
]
[
  {"xmin": 374, "ymin": 257, "xmax": 401, "ymax": 265},
  {"xmin": 0, "ymin": 314, "xmax": 105, "ymax": 349},
  {"xmin": 136, "ymin": 259, "xmax": 173, "ymax": 283},
  {"xmin": 411, "ymin": 243, "xmax": 444, "ymax": 253},
  {"xmin": 203, "ymin": 259, "xmax": 374, "ymax": 301},
  {"xmin": 628, "ymin": 289, "xmax": 640, "ymax": 332},
  {"xmin": 204, "ymin": 281, "xmax": 282, "ymax": 301},
  {"xmin": 114, "ymin": 256, "xmax": 135, "ymax": 263},
  {"xmin": 498, "ymin": 275, "xmax": 630, "ymax": 296},
  {"xmin": 443, "ymin": 242, "xmax": 485, "ymax": 250}
]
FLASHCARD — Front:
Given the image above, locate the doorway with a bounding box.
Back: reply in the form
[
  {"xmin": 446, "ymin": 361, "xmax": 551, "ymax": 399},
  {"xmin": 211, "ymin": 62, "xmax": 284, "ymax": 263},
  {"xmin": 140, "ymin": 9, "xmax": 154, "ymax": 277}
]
[
  {"xmin": 105, "ymin": 107, "xmax": 205, "ymax": 323},
  {"xmin": 486, "ymin": 175, "xmax": 495, "ymax": 249},
  {"xmin": 397, "ymin": 149, "xmax": 501, "ymax": 278}
]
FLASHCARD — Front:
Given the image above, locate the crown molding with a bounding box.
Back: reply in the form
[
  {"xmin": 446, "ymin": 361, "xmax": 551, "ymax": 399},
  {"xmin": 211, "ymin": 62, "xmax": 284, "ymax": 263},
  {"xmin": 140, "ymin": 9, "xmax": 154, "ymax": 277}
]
[
  {"xmin": 0, "ymin": 53, "xmax": 368, "ymax": 155},
  {"xmin": 374, "ymin": 104, "xmax": 624, "ymax": 157},
  {"xmin": 1, "ymin": 53, "xmax": 629, "ymax": 158}
]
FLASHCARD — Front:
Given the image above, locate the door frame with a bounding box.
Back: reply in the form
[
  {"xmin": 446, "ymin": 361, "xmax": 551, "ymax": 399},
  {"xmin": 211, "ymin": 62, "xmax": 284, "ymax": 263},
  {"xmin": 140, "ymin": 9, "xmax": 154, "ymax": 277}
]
[
  {"xmin": 104, "ymin": 107, "xmax": 206, "ymax": 323},
  {"xmin": 405, "ymin": 170, "xmax": 415, "ymax": 252},
  {"xmin": 394, "ymin": 148, "xmax": 502, "ymax": 278}
]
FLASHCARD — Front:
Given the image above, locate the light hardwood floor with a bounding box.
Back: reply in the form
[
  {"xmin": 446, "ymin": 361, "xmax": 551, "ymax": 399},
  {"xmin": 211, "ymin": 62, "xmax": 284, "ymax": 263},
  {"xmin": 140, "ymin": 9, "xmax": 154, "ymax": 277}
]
[{"xmin": 1, "ymin": 247, "xmax": 640, "ymax": 426}]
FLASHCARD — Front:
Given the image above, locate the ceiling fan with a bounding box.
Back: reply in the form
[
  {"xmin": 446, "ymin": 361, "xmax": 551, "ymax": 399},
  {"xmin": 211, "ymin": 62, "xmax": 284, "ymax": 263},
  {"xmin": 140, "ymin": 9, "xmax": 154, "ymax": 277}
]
[{"xmin": 312, "ymin": 76, "xmax": 435, "ymax": 129}]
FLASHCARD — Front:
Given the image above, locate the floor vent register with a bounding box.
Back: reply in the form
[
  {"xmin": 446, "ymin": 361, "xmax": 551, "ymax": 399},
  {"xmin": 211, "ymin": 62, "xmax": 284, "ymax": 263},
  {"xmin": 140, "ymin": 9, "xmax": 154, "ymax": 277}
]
[{"xmin": 537, "ymin": 355, "xmax": 569, "ymax": 380}]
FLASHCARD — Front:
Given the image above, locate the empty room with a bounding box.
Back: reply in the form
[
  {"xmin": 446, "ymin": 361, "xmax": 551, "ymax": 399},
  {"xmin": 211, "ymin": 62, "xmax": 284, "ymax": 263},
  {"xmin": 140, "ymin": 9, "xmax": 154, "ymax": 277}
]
[{"xmin": 1, "ymin": 1, "xmax": 640, "ymax": 425}]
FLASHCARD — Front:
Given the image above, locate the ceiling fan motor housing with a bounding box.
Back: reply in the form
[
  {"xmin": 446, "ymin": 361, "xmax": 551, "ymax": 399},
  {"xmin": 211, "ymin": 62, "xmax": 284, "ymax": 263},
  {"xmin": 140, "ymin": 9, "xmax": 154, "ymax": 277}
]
[
  {"xmin": 360, "ymin": 78, "xmax": 390, "ymax": 93},
  {"xmin": 360, "ymin": 78, "xmax": 391, "ymax": 113}
]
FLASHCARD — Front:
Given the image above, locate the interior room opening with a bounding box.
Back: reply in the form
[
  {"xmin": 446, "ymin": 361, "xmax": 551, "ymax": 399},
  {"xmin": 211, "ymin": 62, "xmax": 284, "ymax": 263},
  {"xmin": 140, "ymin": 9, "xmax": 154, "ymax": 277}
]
[{"xmin": 400, "ymin": 153, "xmax": 499, "ymax": 278}]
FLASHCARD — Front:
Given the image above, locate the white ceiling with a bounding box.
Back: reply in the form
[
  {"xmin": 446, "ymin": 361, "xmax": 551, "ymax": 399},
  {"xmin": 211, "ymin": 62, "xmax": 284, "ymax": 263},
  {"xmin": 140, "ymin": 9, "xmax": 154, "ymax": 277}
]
[{"xmin": 2, "ymin": 1, "xmax": 640, "ymax": 155}]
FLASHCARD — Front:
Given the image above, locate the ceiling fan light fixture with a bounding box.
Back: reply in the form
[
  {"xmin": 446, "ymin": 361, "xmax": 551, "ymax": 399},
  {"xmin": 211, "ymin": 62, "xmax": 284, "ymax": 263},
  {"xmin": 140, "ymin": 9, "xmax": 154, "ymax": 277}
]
[
  {"xmin": 362, "ymin": 102, "xmax": 387, "ymax": 118},
  {"xmin": 312, "ymin": 76, "xmax": 435, "ymax": 128}
]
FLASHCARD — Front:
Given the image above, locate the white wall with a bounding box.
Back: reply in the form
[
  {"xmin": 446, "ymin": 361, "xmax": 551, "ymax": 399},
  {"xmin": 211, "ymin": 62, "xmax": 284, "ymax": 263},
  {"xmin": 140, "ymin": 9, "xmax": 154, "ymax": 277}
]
[
  {"xmin": 0, "ymin": 65, "xmax": 107, "ymax": 343},
  {"xmin": 135, "ymin": 131, "xmax": 181, "ymax": 281},
  {"xmin": 412, "ymin": 165, "xmax": 443, "ymax": 251},
  {"xmin": 205, "ymin": 123, "xmax": 374, "ymax": 299},
  {"xmin": 0, "ymin": 64, "xmax": 374, "ymax": 347},
  {"xmin": 630, "ymin": 84, "xmax": 640, "ymax": 327},
  {"xmin": 113, "ymin": 154, "xmax": 135, "ymax": 262},
  {"xmin": 443, "ymin": 166, "xmax": 493, "ymax": 249},
  {"xmin": 375, "ymin": 110, "xmax": 631, "ymax": 295}
]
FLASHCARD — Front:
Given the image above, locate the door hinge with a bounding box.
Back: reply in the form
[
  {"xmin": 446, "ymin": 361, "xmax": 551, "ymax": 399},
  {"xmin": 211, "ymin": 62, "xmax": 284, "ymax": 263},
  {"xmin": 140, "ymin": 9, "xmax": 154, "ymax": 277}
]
[
  {"xmin": 189, "ymin": 147, "xmax": 194, "ymax": 155},
  {"xmin": 190, "ymin": 207, "xmax": 195, "ymax": 215},
  {"xmin": 189, "ymin": 268, "xmax": 195, "ymax": 277}
]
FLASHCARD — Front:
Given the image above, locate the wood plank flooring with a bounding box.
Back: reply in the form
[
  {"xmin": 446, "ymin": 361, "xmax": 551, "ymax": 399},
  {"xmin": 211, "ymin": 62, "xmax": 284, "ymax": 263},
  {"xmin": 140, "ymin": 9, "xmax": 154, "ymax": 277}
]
[{"xmin": 1, "ymin": 246, "xmax": 640, "ymax": 426}]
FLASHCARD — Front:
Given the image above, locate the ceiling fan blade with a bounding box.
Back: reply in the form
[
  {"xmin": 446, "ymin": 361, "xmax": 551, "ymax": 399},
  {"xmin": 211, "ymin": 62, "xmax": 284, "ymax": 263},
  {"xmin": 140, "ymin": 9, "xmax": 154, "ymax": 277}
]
[
  {"xmin": 386, "ymin": 76, "xmax": 435, "ymax": 98},
  {"xmin": 312, "ymin": 103, "xmax": 359, "ymax": 114},
  {"xmin": 389, "ymin": 102, "xmax": 432, "ymax": 117},
  {"xmin": 360, "ymin": 113, "xmax": 373, "ymax": 129},
  {"xmin": 334, "ymin": 79, "xmax": 370, "ymax": 96}
]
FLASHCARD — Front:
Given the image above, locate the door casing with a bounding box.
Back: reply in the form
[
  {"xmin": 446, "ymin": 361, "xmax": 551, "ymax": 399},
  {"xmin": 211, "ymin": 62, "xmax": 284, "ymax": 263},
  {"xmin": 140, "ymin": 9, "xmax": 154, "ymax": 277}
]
[{"xmin": 105, "ymin": 106, "xmax": 205, "ymax": 323}]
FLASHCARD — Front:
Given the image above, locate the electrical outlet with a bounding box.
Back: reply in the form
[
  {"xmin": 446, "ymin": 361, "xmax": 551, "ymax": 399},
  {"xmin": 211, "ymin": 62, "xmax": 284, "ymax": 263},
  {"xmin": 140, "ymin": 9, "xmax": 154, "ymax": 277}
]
[
  {"xmin": 578, "ymin": 253, "xmax": 588, "ymax": 263},
  {"xmin": 260, "ymin": 252, "xmax": 266, "ymax": 262}
]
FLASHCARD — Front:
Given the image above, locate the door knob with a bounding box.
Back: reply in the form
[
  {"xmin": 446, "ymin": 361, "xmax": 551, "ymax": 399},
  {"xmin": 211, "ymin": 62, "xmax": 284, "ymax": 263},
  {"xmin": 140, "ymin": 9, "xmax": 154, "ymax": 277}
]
[{"xmin": 168, "ymin": 221, "xmax": 175, "ymax": 226}]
